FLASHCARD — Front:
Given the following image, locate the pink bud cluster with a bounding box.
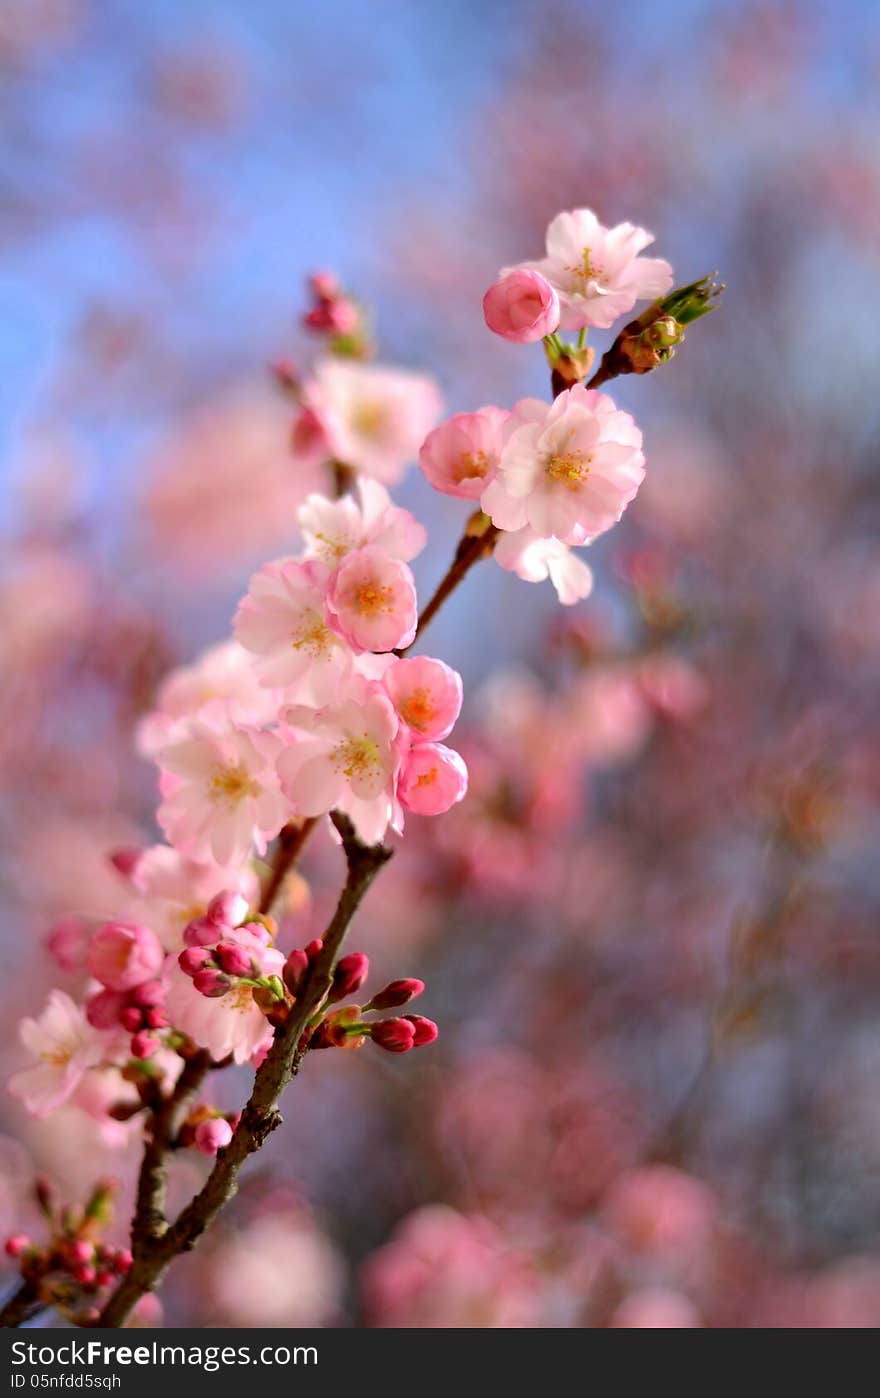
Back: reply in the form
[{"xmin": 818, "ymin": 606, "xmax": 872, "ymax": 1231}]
[
  {"xmin": 177, "ymin": 1104, "xmax": 241, "ymax": 1157},
  {"xmin": 3, "ymin": 1183, "xmax": 132, "ymax": 1324},
  {"xmin": 306, "ymin": 952, "xmax": 438, "ymax": 1056},
  {"xmin": 178, "ymin": 892, "xmax": 283, "ymax": 1005},
  {"xmin": 302, "ymin": 271, "xmax": 362, "ymax": 340},
  {"xmin": 83, "ymin": 921, "xmax": 169, "ymax": 1059}
]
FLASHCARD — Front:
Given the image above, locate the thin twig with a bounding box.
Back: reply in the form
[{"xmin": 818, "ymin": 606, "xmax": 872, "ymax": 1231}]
[{"xmin": 97, "ymin": 814, "xmax": 391, "ymax": 1328}]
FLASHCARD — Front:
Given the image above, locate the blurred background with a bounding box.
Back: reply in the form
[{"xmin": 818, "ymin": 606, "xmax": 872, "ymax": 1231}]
[{"xmin": 2, "ymin": 0, "xmax": 880, "ymax": 1327}]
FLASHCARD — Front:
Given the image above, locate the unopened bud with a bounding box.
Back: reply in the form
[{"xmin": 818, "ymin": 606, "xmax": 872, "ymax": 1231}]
[
  {"xmin": 214, "ymin": 942, "xmax": 255, "ymax": 977},
  {"xmin": 178, "ymin": 946, "xmax": 212, "ymax": 978},
  {"xmin": 282, "ymin": 948, "xmax": 309, "ymax": 994},
  {"xmin": 329, "ymin": 952, "xmax": 369, "ymax": 1003},
  {"xmin": 4, "ymin": 1235, "xmax": 29, "ymax": 1258},
  {"xmin": 370, "ymin": 1018, "xmax": 417, "ymax": 1053},
  {"xmin": 130, "ymin": 1031, "xmax": 160, "ymax": 1059},
  {"xmin": 192, "ymin": 968, "xmax": 231, "ymax": 998},
  {"xmin": 405, "ymin": 1014, "xmax": 439, "ymax": 1047},
  {"xmin": 365, "ymin": 978, "xmax": 424, "ymax": 1011},
  {"xmin": 206, "ymin": 890, "xmax": 249, "ymax": 928},
  {"xmin": 193, "ymin": 1117, "xmax": 233, "ymax": 1156}
]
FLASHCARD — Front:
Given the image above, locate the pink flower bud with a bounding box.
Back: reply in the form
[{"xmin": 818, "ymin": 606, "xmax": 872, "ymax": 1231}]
[
  {"xmin": 308, "ymin": 271, "xmax": 338, "ymax": 300},
  {"xmin": 206, "ymin": 890, "xmax": 249, "ymax": 928},
  {"xmin": 86, "ymin": 921, "xmax": 163, "ymax": 992},
  {"xmin": 214, "ymin": 942, "xmax": 255, "ymax": 977},
  {"xmin": 130, "ymin": 979, "xmax": 164, "ymax": 1008},
  {"xmin": 193, "ymin": 1117, "xmax": 233, "ymax": 1155},
  {"xmin": 114, "ymin": 1250, "xmax": 133, "ymax": 1274},
  {"xmin": 145, "ymin": 1007, "xmax": 168, "ymax": 1030},
  {"xmin": 73, "ymin": 1264, "xmax": 97, "ymax": 1287},
  {"xmin": 46, "ymin": 916, "xmax": 89, "ymax": 972},
  {"xmin": 85, "ymin": 988, "xmax": 126, "ymax": 1030},
  {"xmin": 108, "ymin": 847, "xmax": 143, "ymax": 881},
  {"xmin": 405, "ymin": 1014, "xmax": 439, "ymax": 1047},
  {"xmin": 5, "ymin": 1235, "xmax": 29, "ymax": 1258},
  {"xmin": 183, "ymin": 915, "xmax": 220, "ymax": 948},
  {"xmin": 66, "ymin": 1240, "xmax": 94, "ymax": 1266},
  {"xmin": 95, "ymin": 1270, "xmax": 114, "ymax": 1289},
  {"xmin": 120, "ymin": 1005, "xmax": 144, "ymax": 1033},
  {"xmin": 283, "ymin": 949, "xmax": 309, "ymax": 994},
  {"xmin": 367, "ymin": 978, "xmax": 425, "ymax": 1011},
  {"xmin": 130, "ymin": 1031, "xmax": 160, "ymax": 1059},
  {"xmin": 192, "ymin": 968, "xmax": 231, "ymax": 998},
  {"xmin": 178, "ymin": 946, "xmax": 211, "ymax": 978},
  {"xmin": 483, "ymin": 268, "xmax": 560, "ymax": 344},
  {"xmin": 370, "ymin": 1018, "xmax": 417, "ymax": 1053},
  {"xmin": 305, "ymin": 939, "xmax": 323, "ymax": 961},
  {"xmin": 238, "ymin": 920, "xmax": 271, "ymax": 945},
  {"xmin": 329, "ymin": 952, "xmax": 369, "ymax": 1003}
]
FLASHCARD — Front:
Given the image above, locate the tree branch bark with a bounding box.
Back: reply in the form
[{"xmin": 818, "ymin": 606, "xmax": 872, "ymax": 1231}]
[{"xmin": 97, "ymin": 813, "xmax": 391, "ymax": 1328}]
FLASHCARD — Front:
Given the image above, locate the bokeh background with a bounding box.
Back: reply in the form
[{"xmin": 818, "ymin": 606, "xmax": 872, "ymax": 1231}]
[{"xmin": 2, "ymin": 0, "xmax": 880, "ymax": 1327}]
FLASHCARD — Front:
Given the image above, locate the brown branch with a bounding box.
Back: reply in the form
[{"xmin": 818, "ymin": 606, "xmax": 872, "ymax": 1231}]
[
  {"xmin": 97, "ymin": 813, "xmax": 391, "ymax": 1328},
  {"xmin": 258, "ymin": 816, "xmax": 318, "ymax": 915},
  {"xmin": 0, "ymin": 1280, "xmax": 42, "ymax": 1329},
  {"xmin": 127, "ymin": 1050, "xmax": 212, "ymax": 1255}
]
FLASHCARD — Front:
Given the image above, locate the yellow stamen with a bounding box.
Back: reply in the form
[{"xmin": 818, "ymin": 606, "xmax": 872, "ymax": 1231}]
[
  {"xmin": 210, "ymin": 765, "xmax": 259, "ymax": 807},
  {"xmin": 399, "ymin": 688, "xmax": 435, "ymax": 732},
  {"xmin": 352, "ymin": 581, "xmax": 393, "ymax": 617},
  {"xmin": 351, "ymin": 401, "xmax": 388, "ymax": 439},
  {"xmin": 455, "ymin": 450, "xmax": 490, "ymax": 483},
  {"xmin": 545, "ymin": 448, "xmax": 591, "ymax": 490}
]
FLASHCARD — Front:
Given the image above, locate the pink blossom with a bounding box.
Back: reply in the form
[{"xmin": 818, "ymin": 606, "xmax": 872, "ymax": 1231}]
[
  {"xmin": 203, "ymin": 1212, "xmax": 345, "ymax": 1327},
  {"xmin": 194, "ymin": 1118, "xmax": 233, "ymax": 1155},
  {"xmin": 610, "ymin": 1287, "xmax": 702, "ymax": 1329},
  {"xmin": 137, "ymin": 641, "xmax": 279, "ymax": 759},
  {"xmin": 297, "ymin": 477, "xmax": 426, "ymax": 567},
  {"xmin": 157, "ymin": 722, "xmax": 288, "ymax": 866},
  {"xmin": 418, "ymin": 407, "xmax": 509, "ymax": 500},
  {"xmin": 165, "ymin": 934, "xmax": 285, "ymax": 1064},
  {"xmin": 513, "ymin": 207, "xmax": 673, "ymax": 331},
  {"xmin": 494, "ymin": 527, "xmax": 594, "ymax": 605},
  {"xmin": 46, "ymin": 916, "xmax": 90, "ymax": 972},
  {"xmin": 398, "ymin": 742, "xmax": 468, "ymax": 816},
  {"xmin": 234, "ymin": 559, "xmax": 350, "ymax": 694},
  {"xmin": 481, "ymin": 385, "xmax": 644, "ymax": 542},
  {"xmin": 302, "ymin": 358, "xmax": 442, "ymax": 484},
  {"xmin": 325, "ymin": 546, "xmax": 418, "ymax": 654},
  {"xmin": 361, "ymin": 1206, "xmax": 536, "ymax": 1327},
  {"xmin": 8, "ymin": 992, "xmax": 106, "ymax": 1119},
  {"xmin": 482, "ymin": 268, "xmax": 560, "ymax": 343},
  {"xmin": 383, "ymin": 656, "xmax": 463, "ymax": 741},
  {"xmin": 86, "ymin": 921, "xmax": 164, "ymax": 992},
  {"xmin": 127, "ymin": 845, "xmax": 259, "ymax": 952},
  {"xmin": 278, "ymin": 678, "xmax": 402, "ymax": 846}
]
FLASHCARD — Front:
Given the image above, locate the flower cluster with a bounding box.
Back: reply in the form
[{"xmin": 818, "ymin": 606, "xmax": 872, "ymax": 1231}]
[
  {"xmin": 3, "ymin": 1180, "xmax": 132, "ymax": 1327},
  {"xmin": 419, "ymin": 207, "xmax": 673, "ymax": 605},
  {"xmin": 2, "ymin": 207, "xmax": 696, "ymax": 1327}
]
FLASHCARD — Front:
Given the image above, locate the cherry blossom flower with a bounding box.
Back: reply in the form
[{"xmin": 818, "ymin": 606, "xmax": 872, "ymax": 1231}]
[
  {"xmin": 136, "ymin": 642, "xmax": 279, "ymax": 760},
  {"xmin": 481, "ymin": 385, "xmax": 644, "ymax": 542},
  {"xmin": 8, "ymin": 992, "xmax": 107, "ymax": 1119},
  {"xmin": 325, "ymin": 546, "xmax": 418, "ymax": 654},
  {"xmin": 419, "ymin": 407, "xmax": 509, "ymax": 500},
  {"xmin": 157, "ymin": 723, "xmax": 288, "ymax": 866},
  {"xmin": 494, "ymin": 527, "xmax": 594, "ymax": 605},
  {"xmin": 277, "ymin": 678, "xmax": 402, "ymax": 845},
  {"xmin": 513, "ymin": 207, "xmax": 673, "ymax": 331},
  {"xmin": 383, "ymin": 656, "xmax": 463, "ymax": 741},
  {"xmin": 125, "ymin": 845, "xmax": 259, "ymax": 952},
  {"xmin": 398, "ymin": 741, "xmax": 468, "ymax": 816},
  {"xmin": 234, "ymin": 558, "xmax": 351, "ymax": 696},
  {"xmin": 482, "ymin": 268, "xmax": 560, "ymax": 343},
  {"xmin": 86, "ymin": 921, "xmax": 164, "ymax": 992},
  {"xmin": 165, "ymin": 929, "xmax": 285, "ymax": 1065},
  {"xmin": 301, "ymin": 358, "xmax": 442, "ymax": 483},
  {"xmin": 297, "ymin": 477, "xmax": 426, "ymax": 568}
]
